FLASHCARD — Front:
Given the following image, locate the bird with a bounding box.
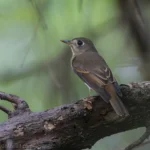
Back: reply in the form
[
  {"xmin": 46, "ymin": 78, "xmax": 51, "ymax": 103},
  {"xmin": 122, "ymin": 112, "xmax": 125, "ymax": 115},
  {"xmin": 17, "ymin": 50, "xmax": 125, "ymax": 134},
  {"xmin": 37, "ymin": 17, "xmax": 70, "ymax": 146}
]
[{"xmin": 61, "ymin": 37, "xmax": 129, "ymax": 116}]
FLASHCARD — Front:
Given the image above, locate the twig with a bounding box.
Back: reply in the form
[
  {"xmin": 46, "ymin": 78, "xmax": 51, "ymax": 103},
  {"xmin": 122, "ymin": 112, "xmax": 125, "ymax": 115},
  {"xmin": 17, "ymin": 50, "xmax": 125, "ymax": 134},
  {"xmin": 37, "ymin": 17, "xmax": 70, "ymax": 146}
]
[
  {"xmin": 0, "ymin": 105, "xmax": 11, "ymax": 115},
  {"xmin": 0, "ymin": 92, "xmax": 29, "ymax": 117},
  {"xmin": 29, "ymin": 0, "xmax": 48, "ymax": 30},
  {"xmin": 124, "ymin": 127, "xmax": 150, "ymax": 150},
  {"xmin": 135, "ymin": 140, "xmax": 150, "ymax": 149},
  {"xmin": 0, "ymin": 91, "xmax": 24, "ymax": 104}
]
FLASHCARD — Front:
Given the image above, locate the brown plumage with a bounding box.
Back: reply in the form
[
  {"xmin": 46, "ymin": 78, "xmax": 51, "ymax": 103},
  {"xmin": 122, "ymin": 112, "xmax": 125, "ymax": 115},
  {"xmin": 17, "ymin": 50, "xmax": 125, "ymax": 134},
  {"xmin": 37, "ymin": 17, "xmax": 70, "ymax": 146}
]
[{"xmin": 61, "ymin": 37, "xmax": 129, "ymax": 116}]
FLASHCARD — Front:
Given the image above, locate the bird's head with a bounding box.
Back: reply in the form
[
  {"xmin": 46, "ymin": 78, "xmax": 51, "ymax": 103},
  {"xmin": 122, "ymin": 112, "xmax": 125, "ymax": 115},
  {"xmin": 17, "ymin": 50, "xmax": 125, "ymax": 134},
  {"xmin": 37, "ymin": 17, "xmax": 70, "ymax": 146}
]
[{"xmin": 61, "ymin": 37, "xmax": 97, "ymax": 56}]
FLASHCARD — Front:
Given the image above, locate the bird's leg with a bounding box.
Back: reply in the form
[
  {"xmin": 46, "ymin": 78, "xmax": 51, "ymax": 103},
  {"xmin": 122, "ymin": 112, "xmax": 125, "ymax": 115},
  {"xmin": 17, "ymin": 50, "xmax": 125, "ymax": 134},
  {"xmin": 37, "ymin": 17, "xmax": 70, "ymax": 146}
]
[
  {"xmin": 82, "ymin": 88, "xmax": 93, "ymax": 110},
  {"xmin": 88, "ymin": 88, "xmax": 91, "ymax": 97},
  {"xmin": 88, "ymin": 88, "xmax": 93, "ymax": 98},
  {"xmin": 84, "ymin": 83, "xmax": 92, "ymax": 98}
]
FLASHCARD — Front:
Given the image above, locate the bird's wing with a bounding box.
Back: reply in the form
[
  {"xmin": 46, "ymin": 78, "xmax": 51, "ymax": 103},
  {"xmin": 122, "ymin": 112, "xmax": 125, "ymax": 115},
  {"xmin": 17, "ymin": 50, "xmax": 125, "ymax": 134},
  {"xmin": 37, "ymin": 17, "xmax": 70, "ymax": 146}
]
[
  {"xmin": 72, "ymin": 52, "xmax": 122, "ymax": 99},
  {"xmin": 72, "ymin": 52, "xmax": 114, "ymax": 85},
  {"xmin": 73, "ymin": 67, "xmax": 111, "ymax": 102}
]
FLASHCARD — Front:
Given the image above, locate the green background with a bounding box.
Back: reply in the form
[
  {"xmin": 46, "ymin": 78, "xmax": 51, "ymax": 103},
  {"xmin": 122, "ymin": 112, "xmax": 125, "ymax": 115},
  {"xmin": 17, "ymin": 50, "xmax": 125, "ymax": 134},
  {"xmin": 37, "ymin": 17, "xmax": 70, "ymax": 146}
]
[{"xmin": 0, "ymin": 0, "xmax": 148, "ymax": 150}]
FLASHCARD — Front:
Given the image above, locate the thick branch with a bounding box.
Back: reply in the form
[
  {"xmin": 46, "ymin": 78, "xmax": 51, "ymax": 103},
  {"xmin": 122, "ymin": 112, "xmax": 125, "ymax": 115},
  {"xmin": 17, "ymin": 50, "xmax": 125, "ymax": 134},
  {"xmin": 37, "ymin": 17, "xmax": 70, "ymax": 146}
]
[{"xmin": 0, "ymin": 82, "xmax": 150, "ymax": 150}]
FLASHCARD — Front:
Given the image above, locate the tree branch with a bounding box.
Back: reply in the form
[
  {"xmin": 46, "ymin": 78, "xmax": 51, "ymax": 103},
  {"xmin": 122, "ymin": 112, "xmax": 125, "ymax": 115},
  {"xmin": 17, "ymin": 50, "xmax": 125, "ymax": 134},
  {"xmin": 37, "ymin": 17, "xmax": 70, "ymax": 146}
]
[
  {"xmin": 0, "ymin": 82, "xmax": 150, "ymax": 150},
  {"xmin": 0, "ymin": 105, "xmax": 11, "ymax": 116},
  {"xmin": 125, "ymin": 126, "xmax": 150, "ymax": 150},
  {"xmin": 119, "ymin": 0, "xmax": 150, "ymax": 79}
]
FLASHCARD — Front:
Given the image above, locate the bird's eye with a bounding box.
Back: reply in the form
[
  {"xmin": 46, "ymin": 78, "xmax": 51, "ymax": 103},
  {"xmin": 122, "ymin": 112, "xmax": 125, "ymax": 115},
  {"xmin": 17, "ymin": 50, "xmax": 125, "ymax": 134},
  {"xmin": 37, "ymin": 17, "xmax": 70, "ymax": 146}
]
[{"xmin": 77, "ymin": 40, "xmax": 84, "ymax": 46}]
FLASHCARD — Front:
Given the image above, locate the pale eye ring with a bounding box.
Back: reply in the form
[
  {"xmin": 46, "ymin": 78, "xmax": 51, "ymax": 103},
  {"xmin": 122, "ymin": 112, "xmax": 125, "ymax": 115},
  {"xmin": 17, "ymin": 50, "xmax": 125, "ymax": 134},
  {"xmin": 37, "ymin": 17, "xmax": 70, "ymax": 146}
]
[{"xmin": 77, "ymin": 40, "xmax": 84, "ymax": 46}]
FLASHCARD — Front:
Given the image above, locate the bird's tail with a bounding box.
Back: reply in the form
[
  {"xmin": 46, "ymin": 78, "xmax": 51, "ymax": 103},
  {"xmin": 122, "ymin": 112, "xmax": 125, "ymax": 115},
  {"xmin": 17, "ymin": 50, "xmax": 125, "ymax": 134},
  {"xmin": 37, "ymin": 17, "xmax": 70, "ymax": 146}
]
[
  {"xmin": 109, "ymin": 95, "xmax": 129, "ymax": 116},
  {"xmin": 105, "ymin": 84, "xmax": 129, "ymax": 117}
]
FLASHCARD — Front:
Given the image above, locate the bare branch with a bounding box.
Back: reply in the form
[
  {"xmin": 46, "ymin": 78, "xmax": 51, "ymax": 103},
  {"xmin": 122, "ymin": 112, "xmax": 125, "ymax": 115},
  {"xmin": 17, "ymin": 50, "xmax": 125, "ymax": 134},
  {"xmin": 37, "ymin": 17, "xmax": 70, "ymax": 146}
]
[
  {"xmin": 0, "ymin": 82, "xmax": 150, "ymax": 149},
  {"xmin": 0, "ymin": 91, "xmax": 24, "ymax": 105},
  {"xmin": 0, "ymin": 105, "xmax": 11, "ymax": 116},
  {"xmin": 125, "ymin": 127, "xmax": 150, "ymax": 150},
  {"xmin": 0, "ymin": 91, "xmax": 30, "ymax": 118}
]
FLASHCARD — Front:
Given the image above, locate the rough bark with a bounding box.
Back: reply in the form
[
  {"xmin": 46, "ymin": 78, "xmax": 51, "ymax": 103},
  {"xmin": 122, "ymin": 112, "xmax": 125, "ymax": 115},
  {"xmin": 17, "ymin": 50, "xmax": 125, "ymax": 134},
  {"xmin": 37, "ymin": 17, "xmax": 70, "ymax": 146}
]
[{"xmin": 0, "ymin": 82, "xmax": 150, "ymax": 150}]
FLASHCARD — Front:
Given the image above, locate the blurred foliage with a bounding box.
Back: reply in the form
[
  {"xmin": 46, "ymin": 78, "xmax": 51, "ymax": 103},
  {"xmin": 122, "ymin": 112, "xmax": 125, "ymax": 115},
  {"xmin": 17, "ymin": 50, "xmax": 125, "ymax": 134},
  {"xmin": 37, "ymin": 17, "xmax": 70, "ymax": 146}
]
[{"xmin": 0, "ymin": 0, "xmax": 148, "ymax": 149}]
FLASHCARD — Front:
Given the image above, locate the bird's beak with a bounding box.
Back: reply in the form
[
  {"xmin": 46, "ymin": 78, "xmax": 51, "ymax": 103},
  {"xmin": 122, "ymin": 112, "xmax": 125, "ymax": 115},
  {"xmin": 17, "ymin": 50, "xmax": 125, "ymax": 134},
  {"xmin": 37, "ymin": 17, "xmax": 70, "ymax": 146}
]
[{"xmin": 60, "ymin": 40, "xmax": 71, "ymax": 45}]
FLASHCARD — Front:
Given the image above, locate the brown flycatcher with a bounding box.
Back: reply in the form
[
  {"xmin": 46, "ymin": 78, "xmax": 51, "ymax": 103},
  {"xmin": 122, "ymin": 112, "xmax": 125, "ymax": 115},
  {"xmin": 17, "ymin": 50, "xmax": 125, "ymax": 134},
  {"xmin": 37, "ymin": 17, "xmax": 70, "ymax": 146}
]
[{"xmin": 61, "ymin": 37, "xmax": 129, "ymax": 116}]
